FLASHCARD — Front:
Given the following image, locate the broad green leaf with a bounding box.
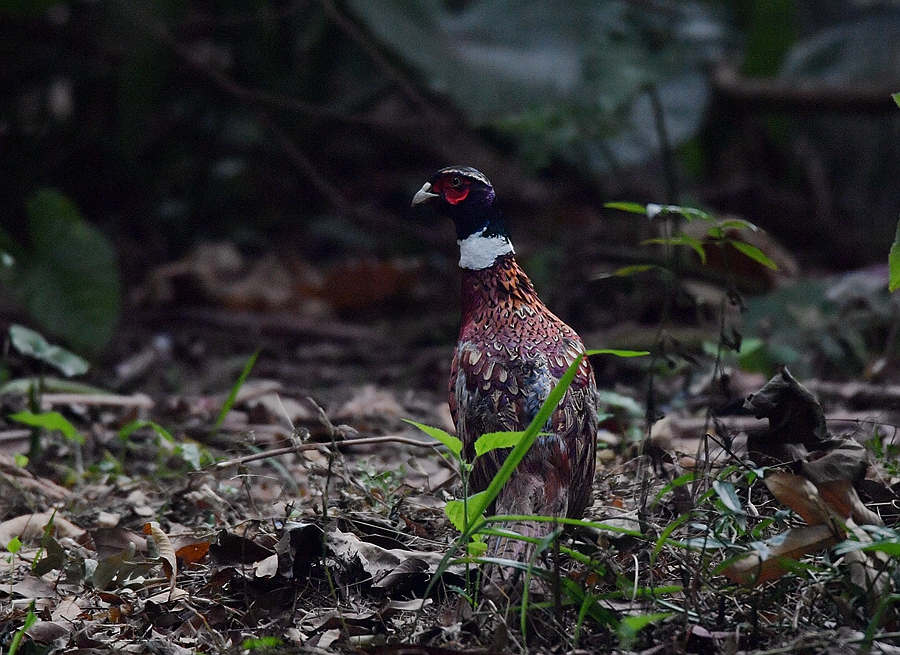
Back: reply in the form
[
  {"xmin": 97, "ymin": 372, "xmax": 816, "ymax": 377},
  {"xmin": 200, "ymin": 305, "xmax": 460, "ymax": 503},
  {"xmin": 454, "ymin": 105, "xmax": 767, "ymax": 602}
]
[
  {"xmin": 603, "ymin": 201, "xmax": 648, "ymax": 215},
  {"xmin": 475, "ymin": 430, "xmax": 525, "ymax": 457},
  {"xmin": 894, "ymin": 92, "xmax": 900, "ymax": 108},
  {"xmin": 9, "ymin": 410, "xmax": 83, "ymax": 444},
  {"xmin": 21, "ymin": 189, "xmax": 121, "ymax": 353},
  {"xmin": 6, "ymin": 536, "xmax": 22, "ymax": 554},
  {"xmin": 404, "ymin": 419, "xmax": 462, "ymax": 456},
  {"xmin": 446, "ymin": 491, "xmax": 489, "ymax": 532},
  {"xmin": 467, "ymin": 536, "xmax": 487, "ymax": 556},
  {"xmin": 214, "ymin": 350, "xmax": 258, "ymax": 431},
  {"xmin": 890, "ymin": 217, "xmax": 900, "ymax": 292},
  {"xmin": 643, "ymin": 234, "xmax": 706, "ymax": 263},
  {"xmin": 729, "ymin": 240, "xmax": 779, "ymax": 270},
  {"xmin": 9, "ymin": 324, "xmax": 89, "ymax": 377},
  {"xmin": 712, "ymin": 480, "xmax": 743, "ymax": 514}
]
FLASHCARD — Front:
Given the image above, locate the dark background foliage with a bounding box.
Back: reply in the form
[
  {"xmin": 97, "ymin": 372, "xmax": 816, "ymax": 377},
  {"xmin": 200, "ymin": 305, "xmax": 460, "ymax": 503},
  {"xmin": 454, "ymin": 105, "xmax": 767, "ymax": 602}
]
[{"xmin": 1, "ymin": 0, "xmax": 899, "ymax": 354}]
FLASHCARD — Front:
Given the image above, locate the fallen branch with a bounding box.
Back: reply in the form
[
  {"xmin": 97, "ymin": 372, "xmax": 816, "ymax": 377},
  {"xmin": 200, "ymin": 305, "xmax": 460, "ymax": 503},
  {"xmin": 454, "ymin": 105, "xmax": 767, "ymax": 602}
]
[{"xmin": 214, "ymin": 433, "xmax": 452, "ymax": 470}]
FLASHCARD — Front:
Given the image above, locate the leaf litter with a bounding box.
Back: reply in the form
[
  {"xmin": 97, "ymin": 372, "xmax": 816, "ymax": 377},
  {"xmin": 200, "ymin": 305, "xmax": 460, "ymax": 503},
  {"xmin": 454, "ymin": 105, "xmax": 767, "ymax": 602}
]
[{"xmin": 3, "ymin": 294, "xmax": 900, "ymax": 652}]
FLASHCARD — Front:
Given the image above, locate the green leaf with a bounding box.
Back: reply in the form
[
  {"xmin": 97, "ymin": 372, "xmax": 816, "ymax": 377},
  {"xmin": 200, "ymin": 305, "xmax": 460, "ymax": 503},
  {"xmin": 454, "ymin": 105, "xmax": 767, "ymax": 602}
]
[
  {"xmin": 6, "ymin": 536, "xmax": 22, "ymax": 554},
  {"xmin": 586, "ymin": 348, "xmax": 651, "ymax": 358},
  {"xmin": 9, "ymin": 410, "xmax": 83, "ymax": 444},
  {"xmin": 645, "ymin": 203, "xmax": 714, "ymax": 222},
  {"xmin": 652, "ymin": 471, "xmax": 695, "ymax": 506},
  {"xmin": 862, "ymin": 542, "xmax": 900, "ymax": 557},
  {"xmin": 652, "ymin": 513, "xmax": 690, "ymax": 563},
  {"xmin": 889, "ymin": 218, "xmax": 900, "ymax": 292},
  {"xmin": 14, "ymin": 454, "xmax": 28, "ymax": 467},
  {"xmin": 7, "ymin": 600, "xmax": 38, "ymax": 655},
  {"xmin": 446, "ymin": 491, "xmax": 489, "ymax": 532},
  {"xmin": 214, "ymin": 350, "xmax": 259, "ymax": 431},
  {"xmin": 729, "ymin": 240, "xmax": 779, "ymax": 270},
  {"xmin": 892, "ymin": 92, "xmax": 900, "ymax": 108},
  {"xmin": 712, "ymin": 480, "xmax": 744, "ymax": 514},
  {"xmin": 474, "ymin": 431, "xmax": 525, "ymax": 457},
  {"xmin": 604, "ymin": 264, "xmax": 657, "ymax": 278},
  {"xmin": 643, "ymin": 234, "xmax": 706, "ymax": 263},
  {"xmin": 242, "ymin": 637, "xmax": 284, "ymax": 650},
  {"xmin": 603, "ymin": 201, "xmax": 648, "ymax": 215},
  {"xmin": 404, "ymin": 420, "xmax": 463, "ymax": 456},
  {"xmin": 8, "ymin": 324, "xmax": 89, "ymax": 377},
  {"xmin": 119, "ymin": 419, "xmax": 175, "ymax": 444},
  {"xmin": 717, "ymin": 218, "xmax": 759, "ymax": 231},
  {"xmin": 19, "ymin": 189, "xmax": 121, "ymax": 353},
  {"xmin": 616, "ymin": 612, "xmax": 672, "ymax": 649}
]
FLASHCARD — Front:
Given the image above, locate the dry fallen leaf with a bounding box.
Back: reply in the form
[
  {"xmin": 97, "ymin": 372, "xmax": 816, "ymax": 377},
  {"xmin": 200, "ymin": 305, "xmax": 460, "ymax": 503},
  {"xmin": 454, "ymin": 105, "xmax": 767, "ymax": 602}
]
[
  {"xmin": 724, "ymin": 524, "xmax": 837, "ymax": 586},
  {"xmin": 144, "ymin": 521, "xmax": 177, "ymax": 600},
  {"xmin": 815, "ymin": 479, "xmax": 883, "ymax": 527},
  {"xmin": 0, "ymin": 512, "xmax": 85, "ymax": 546},
  {"xmin": 763, "ymin": 471, "xmax": 835, "ymax": 528}
]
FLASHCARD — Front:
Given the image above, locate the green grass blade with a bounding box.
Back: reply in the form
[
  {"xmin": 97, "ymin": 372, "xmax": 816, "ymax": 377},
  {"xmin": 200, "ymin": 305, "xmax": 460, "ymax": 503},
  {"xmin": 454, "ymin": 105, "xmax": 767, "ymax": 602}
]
[
  {"xmin": 586, "ymin": 348, "xmax": 651, "ymax": 357},
  {"xmin": 463, "ymin": 354, "xmax": 586, "ymax": 529},
  {"xmin": 890, "ymin": 217, "xmax": 900, "ymax": 292},
  {"xmin": 214, "ymin": 350, "xmax": 259, "ymax": 431}
]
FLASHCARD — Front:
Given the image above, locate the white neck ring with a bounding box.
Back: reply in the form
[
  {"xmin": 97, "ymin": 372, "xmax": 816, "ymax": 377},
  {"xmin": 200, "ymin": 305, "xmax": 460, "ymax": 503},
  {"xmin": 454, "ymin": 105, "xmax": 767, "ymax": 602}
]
[{"xmin": 458, "ymin": 228, "xmax": 514, "ymax": 270}]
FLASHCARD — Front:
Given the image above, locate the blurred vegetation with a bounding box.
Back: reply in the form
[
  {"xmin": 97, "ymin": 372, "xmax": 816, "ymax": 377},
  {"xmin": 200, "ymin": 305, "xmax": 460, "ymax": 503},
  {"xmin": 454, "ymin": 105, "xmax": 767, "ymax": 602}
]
[{"xmin": 1, "ymin": 0, "xmax": 899, "ymax": 353}]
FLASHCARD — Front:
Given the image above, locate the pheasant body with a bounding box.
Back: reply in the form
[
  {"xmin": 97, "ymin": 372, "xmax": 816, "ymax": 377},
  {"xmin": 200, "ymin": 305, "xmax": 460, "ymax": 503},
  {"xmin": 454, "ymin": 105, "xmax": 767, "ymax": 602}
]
[{"xmin": 413, "ymin": 166, "xmax": 597, "ymax": 563}]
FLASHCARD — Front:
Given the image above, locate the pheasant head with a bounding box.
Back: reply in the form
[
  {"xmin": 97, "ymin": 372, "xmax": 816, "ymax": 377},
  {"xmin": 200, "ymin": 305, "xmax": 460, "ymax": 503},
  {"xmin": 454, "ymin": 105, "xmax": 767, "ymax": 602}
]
[{"xmin": 412, "ymin": 166, "xmax": 514, "ymax": 270}]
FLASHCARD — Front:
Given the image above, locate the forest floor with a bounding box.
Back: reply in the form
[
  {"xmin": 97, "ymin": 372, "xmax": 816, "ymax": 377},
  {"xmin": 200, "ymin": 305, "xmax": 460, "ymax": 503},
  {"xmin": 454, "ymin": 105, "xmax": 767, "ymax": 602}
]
[{"xmin": 2, "ymin": 242, "xmax": 900, "ymax": 655}]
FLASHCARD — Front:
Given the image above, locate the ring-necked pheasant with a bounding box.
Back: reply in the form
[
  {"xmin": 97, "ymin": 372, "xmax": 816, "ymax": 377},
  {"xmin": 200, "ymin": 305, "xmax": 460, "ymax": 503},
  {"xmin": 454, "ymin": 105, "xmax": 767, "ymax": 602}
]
[{"xmin": 412, "ymin": 166, "xmax": 598, "ymax": 578}]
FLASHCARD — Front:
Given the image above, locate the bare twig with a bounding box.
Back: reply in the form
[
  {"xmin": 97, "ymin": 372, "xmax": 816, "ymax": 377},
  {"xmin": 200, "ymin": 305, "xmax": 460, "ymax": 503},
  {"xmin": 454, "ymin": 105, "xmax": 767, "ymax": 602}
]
[
  {"xmin": 213, "ymin": 433, "xmax": 453, "ymax": 470},
  {"xmin": 39, "ymin": 393, "xmax": 155, "ymax": 410}
]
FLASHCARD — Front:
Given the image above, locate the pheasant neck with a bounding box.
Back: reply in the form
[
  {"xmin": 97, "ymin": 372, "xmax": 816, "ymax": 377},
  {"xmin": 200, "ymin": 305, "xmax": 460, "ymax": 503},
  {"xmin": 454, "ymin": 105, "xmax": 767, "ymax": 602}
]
[
  {"xmin": 457, "ymin": 227, "xmax": 514, "ymax": 270},
  {"xmin": 459, "ymin": 254, "xmax": 544, "ymax": 328}
]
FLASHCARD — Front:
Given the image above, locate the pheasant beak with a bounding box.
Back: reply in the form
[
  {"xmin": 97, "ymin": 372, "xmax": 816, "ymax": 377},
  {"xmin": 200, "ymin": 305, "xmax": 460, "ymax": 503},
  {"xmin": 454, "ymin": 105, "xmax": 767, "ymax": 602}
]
[{"xmin": 412, "ymin": 182, "xmax": 439, "ymax": 206}]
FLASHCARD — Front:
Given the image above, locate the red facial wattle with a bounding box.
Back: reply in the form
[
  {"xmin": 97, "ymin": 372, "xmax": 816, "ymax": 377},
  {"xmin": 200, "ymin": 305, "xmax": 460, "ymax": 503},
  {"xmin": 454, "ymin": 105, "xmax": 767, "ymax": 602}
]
[
  {"xmin": 444, "ymin": 186, "xmax": 469, "ymax": 205},
  {"xmin": 432, "ymin": 176, "xmax": 470, "ymax": 205}
]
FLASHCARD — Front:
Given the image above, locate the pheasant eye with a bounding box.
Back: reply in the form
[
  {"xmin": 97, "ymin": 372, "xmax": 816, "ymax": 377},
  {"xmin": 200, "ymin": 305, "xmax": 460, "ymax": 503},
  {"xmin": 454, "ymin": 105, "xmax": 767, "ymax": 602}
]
[{"xmin": 450, "ymin": 177, "xmax": 462, "ymax": 188}]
